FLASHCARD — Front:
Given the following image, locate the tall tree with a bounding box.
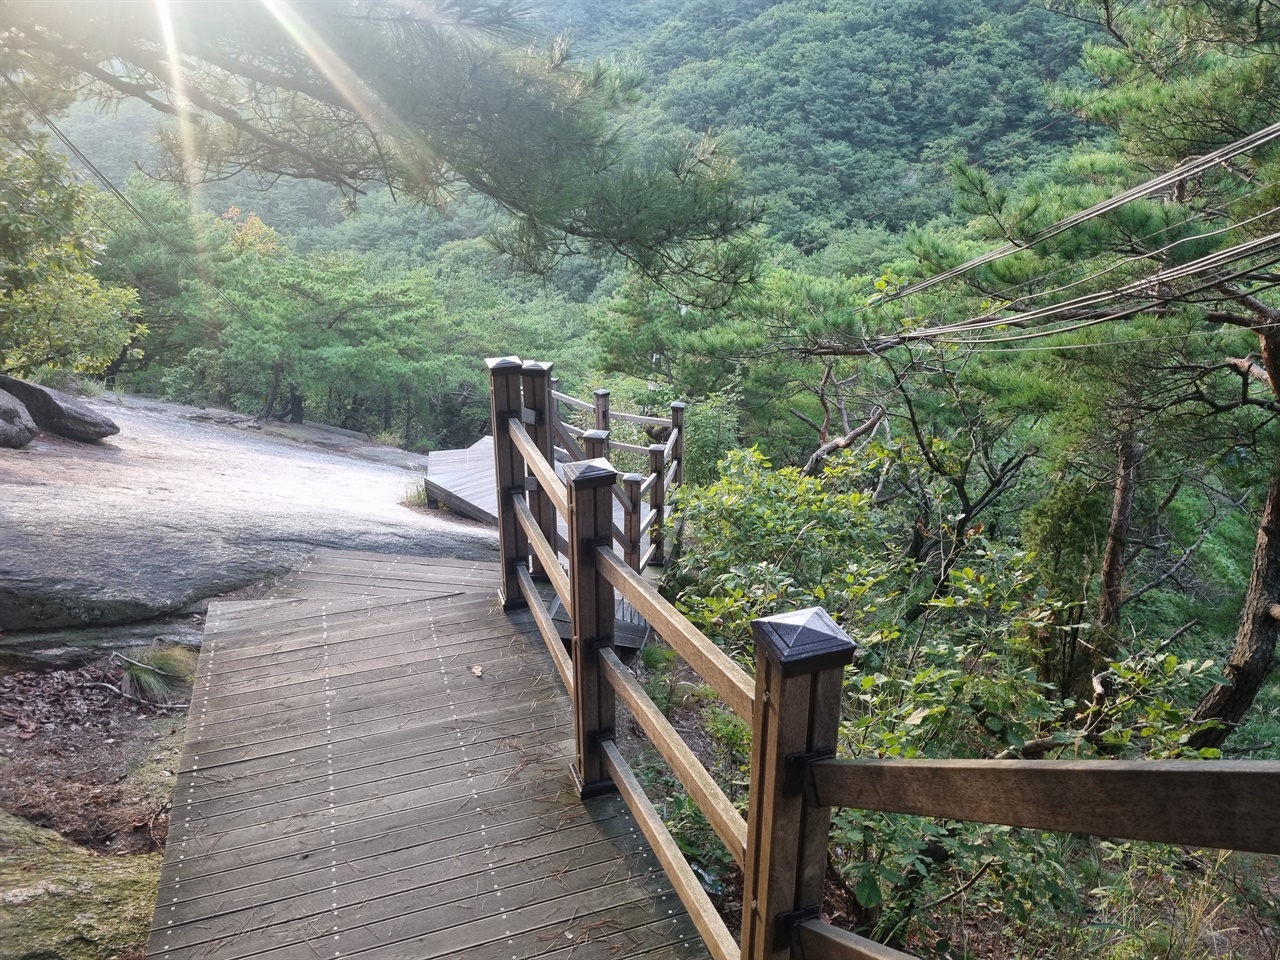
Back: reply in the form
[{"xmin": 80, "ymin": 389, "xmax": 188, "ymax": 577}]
[
  {"xmin": 0, "ymin": 89, "xmax": 140, "ymax": 376},
  {"xmin": 885, "ymin": 1, "xmax": 1280, "ymax": 744},
  {"xmin": 0, "ymin": 0, "xmax": 761, "ymax": 305}
]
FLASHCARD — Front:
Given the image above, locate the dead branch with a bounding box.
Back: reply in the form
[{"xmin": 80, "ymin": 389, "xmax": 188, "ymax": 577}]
[
  {"xmin": 85, "ymin": 682, "xmax": 189, "ymax": 710},
  {"xmin": 801, "ymin": 406, "xmax": 886, "ymax": 477}
]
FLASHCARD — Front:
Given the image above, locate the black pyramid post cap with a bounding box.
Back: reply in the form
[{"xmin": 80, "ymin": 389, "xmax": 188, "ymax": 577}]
[
  {"xmin": 522, "ymin": 360, "xmax": 553, "ymax": 375},
  {"xmin": 753, "ymin": 607, "xmax": 857, "ymax": 678},
  {"xmin": 486, "ymin": 355, "xmax": 523, "ymax": 371},
  {"xmin": 563, "ymin": 458, "xmax": 618, "ymax": 489}
]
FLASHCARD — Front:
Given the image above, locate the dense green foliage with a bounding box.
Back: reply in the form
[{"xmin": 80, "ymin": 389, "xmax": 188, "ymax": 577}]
[
  {"xmin": 652, "ymin": 0, "xmax": 1094, "ymax": 246},
  {"xmin": 93, "ymin": 182, "xmax": 596, "ymax": 446},
  {"xmin": 668, "ymin": 447, "xmax": 1236, "ymax": 949},
  {"xmin": 0, "ymin": 85, "xmax": 140, "ymax": 376}
]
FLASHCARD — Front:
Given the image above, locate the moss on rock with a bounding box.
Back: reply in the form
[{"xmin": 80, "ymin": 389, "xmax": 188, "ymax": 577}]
[{"xmin": 0, "ymin": 809, "xmax": 160, "ymax": 960}]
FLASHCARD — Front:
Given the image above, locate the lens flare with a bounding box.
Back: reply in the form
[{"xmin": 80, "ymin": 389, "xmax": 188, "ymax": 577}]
[
  {"xmin": 259, "ymin": 0, "xmax": 424, "ymax": 162},
  {"xmin": 153, "ymin": 0, "xmax": 218, "ymax": 299}
]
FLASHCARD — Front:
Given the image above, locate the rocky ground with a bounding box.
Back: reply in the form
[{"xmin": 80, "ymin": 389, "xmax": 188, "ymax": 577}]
[
  {"xmin": 0, "ymin": 394, "xmax": 497, "ymax": 666},
  {"xmin": 0, "ymin": 661, "xmax": 184, "ymax": 960},
  {"xmin": 0, "ymin": 396, "xmax": 498, "ymax": 958}
]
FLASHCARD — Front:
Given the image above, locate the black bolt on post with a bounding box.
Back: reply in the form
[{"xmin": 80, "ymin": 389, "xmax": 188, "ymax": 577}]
[
  {"xmin": 564, "ymin": 458, "xmax": 619, "ymax": 799},
  {"xmin": 487, "ymin": 356, "xmax": 528, "ymax": 610},
  {"xmin": 741, "ymin": 607, "xmax": 856, "ymax": 960}
]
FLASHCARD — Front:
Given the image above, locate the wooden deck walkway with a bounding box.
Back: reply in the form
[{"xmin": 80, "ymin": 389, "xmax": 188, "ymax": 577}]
[
  {"xmin": 422, "ymin": 438, "xmax": 639, "ymax": 547},
  {"xmin": 149, "ymin": 548, "xmax": 707, "ymax": 960},
  {"xmin": 424, "ymin": 436, "xmax": 499, "ymax": 525}
]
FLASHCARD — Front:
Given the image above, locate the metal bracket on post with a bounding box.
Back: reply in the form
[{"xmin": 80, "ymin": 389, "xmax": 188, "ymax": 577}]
[
  {"xmin": 572, "ymin": 726, "xmax": 620, "ymax": 800},
  {"xmin": 777, "ymin": 906, "xmax": 821, "ymax": 953},
  {"xmin": 776, "ymin": 905, "xmax": 821, "ymax": 953},
  {"xmin": 786, "ymin": 748, "xmax": 834, "ymax": 806}
]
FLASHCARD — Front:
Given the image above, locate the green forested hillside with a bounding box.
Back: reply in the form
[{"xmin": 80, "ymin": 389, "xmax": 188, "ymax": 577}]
[
  {"xmin": 20, "ymin": 0, "xmax": 1102, "ymax": 441},
  {"xmin": 552, "ymin": 0, "xmax": 1097, "ymax": 247}
]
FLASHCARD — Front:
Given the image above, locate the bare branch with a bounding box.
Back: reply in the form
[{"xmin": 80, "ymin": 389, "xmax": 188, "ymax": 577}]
[{"xmin": 801, "ymin": 406, "xmax": 887, "ymax": 477}]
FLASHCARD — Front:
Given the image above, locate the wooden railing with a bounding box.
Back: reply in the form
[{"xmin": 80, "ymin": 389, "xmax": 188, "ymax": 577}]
[
  {"xmin": 546, "ymin": 374, "xmax": 684, "ymax": 572},
  {"xmin": 487, "ymin": 356, "xmax": 1280, "ymax": 960}
]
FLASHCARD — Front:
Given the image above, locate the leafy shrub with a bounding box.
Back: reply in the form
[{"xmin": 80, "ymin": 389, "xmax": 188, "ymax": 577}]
[
  {"xmin": 160, "ymin": 348, "xmax": 228, "ymax": 407},
  {"xmin": 681, "ymin": 389, "xmax": 743, "ymax": 487},
  {"xmin": 666, "ymin": 442, "xmax": 1240, "ymax": 950}
]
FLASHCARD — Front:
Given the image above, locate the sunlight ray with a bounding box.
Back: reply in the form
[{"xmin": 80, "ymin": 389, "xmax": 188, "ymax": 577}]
[
  {"xmin": 259, "ymin": 0, "xmax": 440, "ymax": 195},
  {"xmin": 153, "ymin": 0, "xmax": 201, "ymax": 191},
  {"xmin": 153, "ymin": 0, "xmax": 218, "ymax": 296}
]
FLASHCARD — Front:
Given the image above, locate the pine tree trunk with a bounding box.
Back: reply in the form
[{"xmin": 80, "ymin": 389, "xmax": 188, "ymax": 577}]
[
  {"xmin": 1097, "ymin": 439, "xmax": 1142, "ymax": 644},
  {"xmin": 1188, "ymin": 474, "xmax": 1280, "ymax": 749},
  {"xmin": 262, "ymin": 361, "xmax": 282, "ymax": 419},
  {"xmin": 1180, "ymin": 308, "xmax": 1280, "ymax": 746}
]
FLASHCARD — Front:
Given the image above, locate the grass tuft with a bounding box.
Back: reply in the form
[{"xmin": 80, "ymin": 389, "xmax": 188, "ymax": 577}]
[
  {"xmin": 116, "ymin": 646, "xmax": 197, "ymax": 703},
  {"xmin": 403, "ymin": 480, "xmax": 431, "ymax": 509}
]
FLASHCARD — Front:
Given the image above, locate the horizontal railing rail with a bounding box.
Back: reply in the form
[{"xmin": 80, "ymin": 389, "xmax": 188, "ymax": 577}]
[
  {"xmin": 595, "ymin": 548, "xmax": 755, "ymax": 722},
  {"xmin": 550, "ymin": 389, "xmax": 595, "ymax": 412},
  {"xmin": 601, "ymin": 645, "xmax": 748, "ymax": 865},
  {"xmin": 602, "ymin": 739, "xmax": 742, "ymax": 960},
  {"xmin": 808, "ymin": 757, "xmax": 1280, "ymax": 855},
  {"xmin": 489, "ymin": 354, "xmax": 1280, "ymax": 960},
  {"xmin": 549, "ymin": 375, "xmax": 683, "ymax": 572}
]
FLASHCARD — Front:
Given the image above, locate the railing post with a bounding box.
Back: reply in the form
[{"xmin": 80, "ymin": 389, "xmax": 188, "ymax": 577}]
[
  {"xmin": 623, "ymin": 472, "xmax": 643, "ymax": 571},
  {"xmin": 522, "ymin": 361, "xmax": 556, "ymax": 579},
  {"xmin": 594, "ymin": 388, "xmax": 611, "ymax": 432},
  {"xmin": 649, "ymin": 443, "xmax": 666, "ymax": 566},
  {"xmin": 670, "ymin": 400, "xmax": 686, "ymax": 487},
  {"xmin": 584, "ymin": 428, "xmax": 609, "ymax": 462},
  {"xmin": 564, "ymin": 458, "xmax": 619, "ymax": 798},
  {"xmin": 487, "ymin": 356, "xmax": 528, "ymax": 609},
  {"xmin": 741, "ymin": 607, "xmax": 856, "ymax": 960}
]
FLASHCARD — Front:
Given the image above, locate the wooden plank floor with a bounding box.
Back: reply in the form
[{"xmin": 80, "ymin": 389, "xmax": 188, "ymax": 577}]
[{"xmin": 149, "ymin": 548, "xmax": 708, "ymax": 960}]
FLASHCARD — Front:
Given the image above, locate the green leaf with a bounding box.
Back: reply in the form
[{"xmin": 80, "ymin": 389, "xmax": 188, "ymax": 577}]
[
  {"xmin": 854, "ymin": 873, "xmax": 882, "ymax": 909},
  {"xmin": 905, "ymin": 706, "xmax": 931, "ymax": 726}
]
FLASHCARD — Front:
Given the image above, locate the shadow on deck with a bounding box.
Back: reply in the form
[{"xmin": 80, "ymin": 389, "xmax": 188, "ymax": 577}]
[{"xmin": 149, "ymin": 548, "xmax": 707, "ymax": 960}]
